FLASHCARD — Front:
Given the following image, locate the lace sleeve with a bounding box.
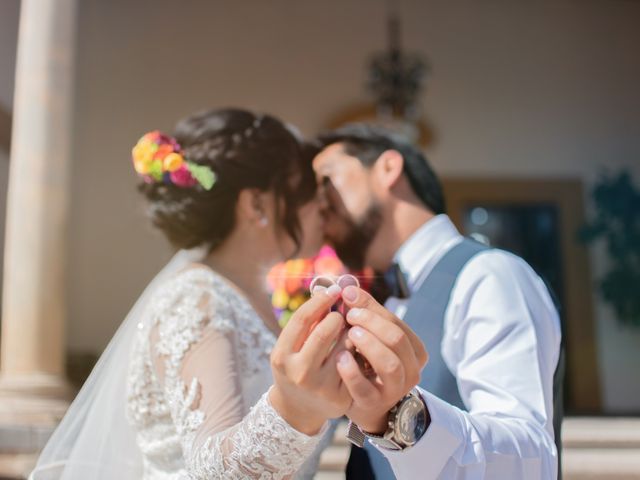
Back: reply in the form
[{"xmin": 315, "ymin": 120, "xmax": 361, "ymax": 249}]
[{"xmin": 150, "ymin": 269, "xmax": 323, "ymax": 479}]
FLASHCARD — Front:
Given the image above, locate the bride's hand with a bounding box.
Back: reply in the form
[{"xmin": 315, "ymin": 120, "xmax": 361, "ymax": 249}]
[{"xmin": 269, "ymin": 285, "xmax": 352, "ymax": 436}]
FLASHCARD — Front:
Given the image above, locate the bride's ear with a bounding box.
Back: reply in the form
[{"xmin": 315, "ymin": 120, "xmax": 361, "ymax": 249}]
[{"xmin": 237, "ymin": 189, "xmax": 269, "ymax": 227}]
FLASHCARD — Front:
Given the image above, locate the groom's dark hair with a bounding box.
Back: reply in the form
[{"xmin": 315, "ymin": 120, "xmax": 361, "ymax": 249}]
[{"xmin": 316, "ymin": 124, "xmax": 446, "ymax": 214}]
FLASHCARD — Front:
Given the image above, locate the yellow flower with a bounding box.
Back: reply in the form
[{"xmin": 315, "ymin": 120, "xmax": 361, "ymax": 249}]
[
  {"xmin": 272, "ymin": 289, "xmax": 290, "ymax": 310},
  {"xmin": 163, "ymin": 152, "xmax": 184, "ymax": 172},
  {"xmin": 132, "ymin": 142, "xmax": 154, "ymax": 165},
  {"xmin": 134, "ymin": 158, "xmax": 151, "ymax": 174},
  {"xmin": 288, "ymin": 293, "xmax": 307, "ymax": 311},
  {"xmin": 288, "ymin": 259, "xmax": 308, "ymax": 275}
]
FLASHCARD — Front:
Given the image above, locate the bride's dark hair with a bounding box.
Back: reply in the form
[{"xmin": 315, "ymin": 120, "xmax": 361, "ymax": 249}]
[{"xmin": 138, "ymin": 108, "xmax": 317, "ymax": 253}]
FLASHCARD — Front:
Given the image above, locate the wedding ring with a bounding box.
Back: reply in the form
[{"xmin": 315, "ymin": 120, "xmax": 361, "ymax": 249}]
[
  {"xmin": 309, "ymin": 274, "xmax": 360, "ymax": 296},
  {"xmin": 310, "ymin": 275, "xmax": 338, "ymax": 295},
  {"xmin": 337, "ymin": 274, "xmax": 360, "ymax": 289}
]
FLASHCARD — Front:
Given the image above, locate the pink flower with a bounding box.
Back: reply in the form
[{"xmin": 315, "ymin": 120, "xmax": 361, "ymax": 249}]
[
  {"xmin": 314, "ymin": 254, "xmax": 344, "ymax": 276},
  {"xmin": 144, "ymin": 130, "xmax": 162, "ymax": 142},
  {"xmin": 317, "ymin": 245, "xmax": 337, "ymax": 258},
  {"xmin": 170, "ymin": 165, "xmax": 197, "ymax": 187}
]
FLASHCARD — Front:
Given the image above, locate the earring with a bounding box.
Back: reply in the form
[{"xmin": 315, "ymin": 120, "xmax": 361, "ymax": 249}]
[{"xmin": 258, "ymin": 216, "xmax": 269, "ymax": 227}]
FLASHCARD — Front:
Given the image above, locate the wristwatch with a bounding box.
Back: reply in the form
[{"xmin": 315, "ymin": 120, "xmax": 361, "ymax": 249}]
[{"xmin": 346, "ymin": 387, "xmax": 430, "ymax": 451}]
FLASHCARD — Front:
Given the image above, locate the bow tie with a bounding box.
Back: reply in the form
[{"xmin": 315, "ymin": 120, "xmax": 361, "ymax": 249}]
[{"xmin": 383, "ymin": 263, "xmax": 411, "ymax": 299}]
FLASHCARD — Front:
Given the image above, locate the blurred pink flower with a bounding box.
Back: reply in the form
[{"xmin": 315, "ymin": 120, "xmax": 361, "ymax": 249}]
[{"xmin": 170, "ymin": 165, "xmax": 197, "ymax": 187}]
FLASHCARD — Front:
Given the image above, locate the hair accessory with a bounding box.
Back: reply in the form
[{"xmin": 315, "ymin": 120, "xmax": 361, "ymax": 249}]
[{"xmin": 132, "ymin": 130, "xmax": 217, "ymax": 190}]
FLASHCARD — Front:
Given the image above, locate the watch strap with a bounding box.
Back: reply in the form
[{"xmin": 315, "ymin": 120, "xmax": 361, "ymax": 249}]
[{"xmin": 345, "ymin": 420, "xmax": 366, "ymax": 448}]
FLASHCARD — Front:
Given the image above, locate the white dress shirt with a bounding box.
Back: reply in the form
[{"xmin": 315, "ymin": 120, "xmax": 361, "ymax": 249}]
[{"xmin": 378, "ymin": 214, "xmax": 562, "ymax": 479}]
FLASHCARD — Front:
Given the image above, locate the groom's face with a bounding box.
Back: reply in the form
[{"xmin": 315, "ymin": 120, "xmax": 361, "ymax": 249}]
[{"xmin": 312, "ymin": 143, "xmax": 383, "ymax": 270}]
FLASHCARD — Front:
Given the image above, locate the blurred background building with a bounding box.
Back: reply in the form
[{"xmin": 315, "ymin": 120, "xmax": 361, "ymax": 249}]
[{"xmin": 0, "ymin": 0, "xmax": 638, "ymax": 478}]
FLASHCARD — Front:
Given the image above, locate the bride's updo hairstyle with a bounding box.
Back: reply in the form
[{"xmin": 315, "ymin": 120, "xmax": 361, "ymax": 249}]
[{"xmin": 135, "ymin": 108, "xmax": 317, "ymax": 253}]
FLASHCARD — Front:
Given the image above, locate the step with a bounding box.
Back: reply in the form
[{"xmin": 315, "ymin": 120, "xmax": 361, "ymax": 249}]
[
  {"xmin": 318, "ymin": 418, "xmax": 640, "ymax": 479},
  {"xmin": 317, "ymin": 444, "xmax": 350, "ymax": 472},
  {"xmin": 563, "ymin": 448, "xmax": 640, "ymax": 480},
  {"xmin": 314, "ymin": 472, "xmax": 345, "ymax": 480},
  {"xmin": 332, "ymin": 420, "xmax": 349, "ymax": 446},
  {"xmin": 0, "ymin": 453, "xmax": 36, "ymax": 480},
  {"xmin": 563, "ymin": 417, "xmax": 640, "ymax": 449}
]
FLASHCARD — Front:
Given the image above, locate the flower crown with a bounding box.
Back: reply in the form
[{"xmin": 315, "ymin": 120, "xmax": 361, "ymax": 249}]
[{"xmin": 131, "ymin": 130, "xmax": 217, "ymax": 190}]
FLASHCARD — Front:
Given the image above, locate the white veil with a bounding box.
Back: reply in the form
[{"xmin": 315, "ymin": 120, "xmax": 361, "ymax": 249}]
[{"xmin": 30, "ymin": 247, "xmax": 208, "ymax": 480}]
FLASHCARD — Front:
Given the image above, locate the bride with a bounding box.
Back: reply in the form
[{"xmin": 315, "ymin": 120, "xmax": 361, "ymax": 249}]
[{"xmin": 31, "ymin": 108, "xmax": 352, "ymax": 479}]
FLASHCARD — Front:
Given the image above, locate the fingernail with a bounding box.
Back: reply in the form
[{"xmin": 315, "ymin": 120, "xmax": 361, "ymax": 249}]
[
  {"xmin": 327, "ymin": 284, "xmax": 342, "ymax": 297},
  {"xmin": 349, "ymin": 327, "xmax": 365, "ymax": 340},
  {"xmin": 343, "ymin": 285, "xmax": 358, "ymax": 302},
  {"xmin": 347, "ymin": 308, "xmax": 363, "ymax": 320},
  {"xmin": 311, "ymin": 285, "xmax": 327, "ymax": 297},
  {"xmin": 337, "ymin": 350, "xmax": 351, "ymax": 366}
]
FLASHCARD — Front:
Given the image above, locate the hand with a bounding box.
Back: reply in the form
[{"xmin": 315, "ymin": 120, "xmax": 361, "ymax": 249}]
[
  {"xmin": 269, "ymin": 284, "xmax": 352, "ymax": 435},
  {"xmin": 336, "ymin": 286, "xmax": 428, "ymax": 433}
]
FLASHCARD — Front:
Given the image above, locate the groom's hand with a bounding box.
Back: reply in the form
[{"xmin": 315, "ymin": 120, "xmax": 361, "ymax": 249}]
[
  {"xmin": 336, "ymin": 286, "xmax": 428, "ymax": 433},
  {"xmin": 269, "ymin": 284, "xmax": 352, "ymax": 435}
]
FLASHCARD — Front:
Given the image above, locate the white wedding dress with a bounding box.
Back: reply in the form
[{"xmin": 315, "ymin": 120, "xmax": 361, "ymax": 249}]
[
  {"xmin": 126, "ymin": 266, "xmax": 334, "ymax": 479},
  {"xmin": 30, "ymin": 250, "xmax": 334, "ymax": 480}
]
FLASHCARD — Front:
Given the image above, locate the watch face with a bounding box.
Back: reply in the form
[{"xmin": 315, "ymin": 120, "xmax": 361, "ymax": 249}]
[{"xmin": 395, "ymin": 396, "xmax": 428, "ymax": 446}]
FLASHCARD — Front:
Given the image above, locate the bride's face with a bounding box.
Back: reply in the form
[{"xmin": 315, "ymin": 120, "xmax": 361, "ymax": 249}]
[
  {"xmin": 294, "ymin": 196, "xmax": 324, "ymax": 258},
  {"xmin": 269, "ymin": 193, "xmax": 323, "ymax": 261},
  {"xmin": 273, "ymin": 156, "xmax": 324, "ymax": 260}
]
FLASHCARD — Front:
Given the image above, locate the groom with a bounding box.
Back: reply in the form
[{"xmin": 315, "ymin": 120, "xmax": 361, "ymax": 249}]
[{"xmin": 309, "ymin": 124, "xmax": 563, "ymax": 479}]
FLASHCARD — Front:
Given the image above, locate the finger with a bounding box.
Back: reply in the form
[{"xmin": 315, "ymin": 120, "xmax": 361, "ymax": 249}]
[
  {"xmin": 323, "ymin": 328, "xmax": 351, "ymax": 373},
  {"xmin": 336, "ymin": 350, "xmax": 380, "ymax": 405},
  {"xmin": 319, "ymin": 329, "xmax": 351, "ymax": 391},
  {"xmin": 277, "ymin": 284, "xmax": 342, "ymax": 353},
  {"xmin": 335, "ymin": 275, "xmax": 359, "ymax": 317},
  {"xmin": 347, "ymin": 326, "xmax": 407, "ymax": 394},
  {"xmin": 342, "ymin": 286, "xmax": 428, "ymax": 366},
  {"xmin": 299, "ymin": 311, "xmax": 346, "ymax": 367},
  {"xmin": 326, "ymin": 327, "xmax": 350, "ymax": 360},
  {"xmin": 345, "ymin": 308, "xmax": 420, "ymax": 384}
]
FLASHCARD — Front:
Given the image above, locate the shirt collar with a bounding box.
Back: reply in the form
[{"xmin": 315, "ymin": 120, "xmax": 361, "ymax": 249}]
[{"xmin": 394, "ymin": 214, "xmax": 463, "ymax": 291}]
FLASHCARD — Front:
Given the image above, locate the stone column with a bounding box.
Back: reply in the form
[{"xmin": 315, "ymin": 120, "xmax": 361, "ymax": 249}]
[{"xmin": 0, "ymin": 0, "xmax": 78, "ymax": 423}]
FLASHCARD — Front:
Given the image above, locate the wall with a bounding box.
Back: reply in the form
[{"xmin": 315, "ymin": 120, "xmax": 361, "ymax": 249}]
[{"xmin": 10, "ymin": 0, "xmax": 640, "ymax": 412}]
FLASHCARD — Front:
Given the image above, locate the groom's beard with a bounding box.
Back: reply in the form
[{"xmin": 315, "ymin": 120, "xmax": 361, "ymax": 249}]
[{"xmin": 329, "ymin": 202, "xmax": 383, "ymax": 271}]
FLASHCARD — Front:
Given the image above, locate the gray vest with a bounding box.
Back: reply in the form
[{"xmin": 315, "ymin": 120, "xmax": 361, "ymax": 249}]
[{"xmin": 361, "ymin": 238, "xmax": 564, "ymax": 479}]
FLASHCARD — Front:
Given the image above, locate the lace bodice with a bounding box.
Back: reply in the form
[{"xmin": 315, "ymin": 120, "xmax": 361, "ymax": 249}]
[{"xmin": 126, "ymin": 267, "xmax": 332, "ymax": 479}]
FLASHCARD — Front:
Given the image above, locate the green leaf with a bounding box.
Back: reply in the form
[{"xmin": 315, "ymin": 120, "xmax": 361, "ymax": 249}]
[
  {"xmin": 149, "ymin": 160, "xmax": 163, "ymax": 181},
  {"xmin": 187, "ymin": 163, "xmax": 217, "ymax": 190}
]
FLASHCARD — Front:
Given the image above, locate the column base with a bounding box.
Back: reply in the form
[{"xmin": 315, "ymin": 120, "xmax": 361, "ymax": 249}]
[
  {"xmin": 0, "ymin": 373, "xmax": 72, "ymax": 464},
  {"xmin": 0, "ymin": 373, "xmax": 73, "ymax": 425}
]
